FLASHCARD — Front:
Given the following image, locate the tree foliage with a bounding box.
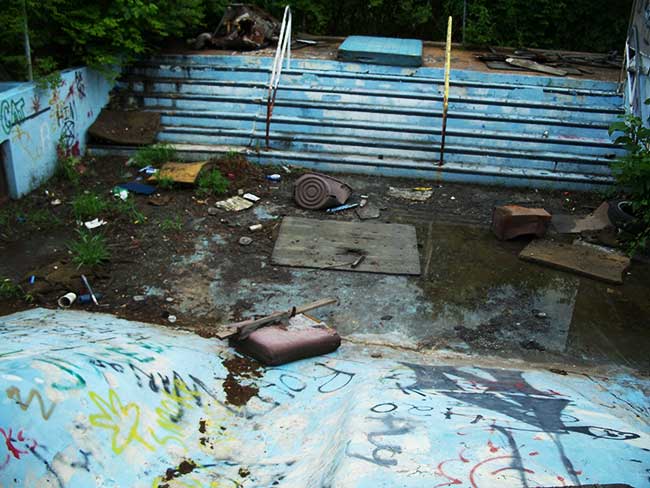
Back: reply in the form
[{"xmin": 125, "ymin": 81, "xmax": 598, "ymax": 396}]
[{"xmin": 0, "ymin": 0, "xmax": 632, "ymax": 81}]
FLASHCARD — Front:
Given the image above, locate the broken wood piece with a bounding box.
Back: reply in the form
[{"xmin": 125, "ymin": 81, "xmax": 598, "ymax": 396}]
[
  {"xmin": 505, "ymin": 57, "xmax": 567, "ymax": 76},
  {"xmin": 216, "ymin": 298, "xmax": 339, "ymax": 340},
  {"xmin": 519, "ymin": 239, "xmax": 630, "ymax": 285},
  {"xmin": 148, "ymin": 161, "xmax": 209, "ymax": 184}
]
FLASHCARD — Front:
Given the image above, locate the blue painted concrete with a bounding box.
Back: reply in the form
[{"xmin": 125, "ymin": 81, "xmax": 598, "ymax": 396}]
[
  {"xmin": 0, "ymin": 68, "xmax": 111, "ymax": 198},
  {"xmin": 338, "ymin": 36, "xmax": 423, "ymax": 67},
  {"xmin": 0, "ymin": 308, "xmax": 649, "ymax": 487},
  {"xmin": 93, "ymin": 54, "xmax": 624, "ymax": 190}
]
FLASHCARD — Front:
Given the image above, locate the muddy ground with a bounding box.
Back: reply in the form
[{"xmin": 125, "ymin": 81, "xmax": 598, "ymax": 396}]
[{"xmin": 1, "ymin": 155, "xmax": 649, "ymax": 373}]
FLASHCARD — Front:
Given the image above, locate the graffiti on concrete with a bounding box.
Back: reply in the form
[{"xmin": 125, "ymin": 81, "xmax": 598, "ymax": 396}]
[
  {"xmin": 1, "ymin": 98, "xmax": 26, "ymax": 135},
  {"xmin": 0, "ymin": 309, "xmax": 648, "ymax": 487}
]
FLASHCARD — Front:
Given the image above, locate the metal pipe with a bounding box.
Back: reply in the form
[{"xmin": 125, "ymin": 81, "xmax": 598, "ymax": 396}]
[
  {"xmin": 439, "ymin": 16, "xmax": 453, "ymax": 166},
  {"xmin": 21, "ymin": 0, "xmax": 33, "ymax": 81}
]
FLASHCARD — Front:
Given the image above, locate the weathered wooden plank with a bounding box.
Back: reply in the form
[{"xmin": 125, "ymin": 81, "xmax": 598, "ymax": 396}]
[
  {"xmin": 271, "ymin": 217, "xmax": 421, "ymax": 275},
  {"xmin": 519, "ymin": 239, "xmax": 630, "ymax": 284}
]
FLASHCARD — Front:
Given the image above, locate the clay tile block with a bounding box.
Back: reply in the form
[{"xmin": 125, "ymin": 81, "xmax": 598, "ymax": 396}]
[{"xmin": 492, "ymin": 205, "xmax": 552, "ymax": 240}]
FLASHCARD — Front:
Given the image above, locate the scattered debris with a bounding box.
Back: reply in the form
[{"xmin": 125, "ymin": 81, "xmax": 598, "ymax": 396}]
[
  {"xmin": 51, "ymin": 199, "xmax": 62, "ymax": 206},
  {"xmin": 356, "ymin": 203, "xmax": 381, "ymax": 220},
  {"xmin": 216, "ymin": 196, "xmax": 254, "ymax": 212},
  {"xmin": 150, "ymin": 162, "xmax": 210, "ymax": 184},
  {"xmin": 190, "ymin": 4, "xmax": 280, "ymax": 51},
  {"xmin": 239, "ymin": 236, "xmax": 253, "ymax": 246},
  {"xmin": 117, "ymin": 182, "xmax": 157, "ymax": 195},
  {"xmin": 133, "ymin": 295, "xmax": 146, "ymax": 302},
  {"xmin": 266, "ymin": 174, "xmax": 281, "ymax": 181},
  {"xmin": 506, "ymin": 57, "xmax": 567, "ymax": 76},
  {"xmin": 492, "ymin": 205, "xmax": 551, "ymax": 240},
  {"xmin": 83, "ymin": 218, "xmax": 107, "ymax": 230},
  {"xmin": 139, "ymin": 165, "xmax": 159, "ymax": 175},
  {"xmin": 216, "ymin": 298, "xmax": 338, "ymax": 340},
  {"xmin": 81, "ymin": 274, "xmax": 99, "ymax": 305},
  {"xmin": 249, "ymin": 224, "xmax": 262, "ymax": 231},
  {"xmin": 167, "ymin": 314, "xmax": 177, "ymax": 323},
  {"xmin": 148, "ymin": 194, "xmax": 171, "ymax": 206},
  {"xmin": 519, "ymin": 238, "xmax": 631, "ymax": 284},
  {"xmin": 78, "ymin": 293, "xmax": 103, "ymax": 304},
  {"xmin": 294, "ymin": 173, "xmax": 352, "ymax": 210},
  {"xmin": 326, "ymin": 203, "xmax": 358, "ymax": 213},
  {"xmin": 388, "ymin": 186, "xmax": 432, "ymax": 201},
  {"xmin": 236, "ymin": 313, "xmax": 342, "ymax": 366},
  {"xmin": 57, "ymin": 292, "xmax": 77, "ymax": 308},
  {"xmin": 112, "ymin": 187, "xmax": 129, "ymax": 201},
  {"xmin": 208, "ymin": 207, "xmax": 219, "ymax": 216},
  {"xmin": 242, "ymin": 193, "xmax": 260, "ymax": 202},
  {"xmin": 552, "ymin": 202, "xmax": 612, "ymax": 234}
]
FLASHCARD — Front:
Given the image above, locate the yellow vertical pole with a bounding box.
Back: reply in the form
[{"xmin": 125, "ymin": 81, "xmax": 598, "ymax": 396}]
[{"xmin": 439, "ymin": 16, "xmax": 452, "ymax": 166}]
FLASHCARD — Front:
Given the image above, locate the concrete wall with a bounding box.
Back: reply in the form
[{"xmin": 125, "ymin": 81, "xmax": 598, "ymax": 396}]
[
  {"xmin": 0, "ymin": 67, "xmax": 112, "ymax": 198},
  {"xmin": 1, "ymin": 308, "xmax": 649, "ymax": 487}
]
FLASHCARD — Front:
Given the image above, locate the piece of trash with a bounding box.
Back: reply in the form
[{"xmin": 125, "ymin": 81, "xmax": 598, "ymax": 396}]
[
  {"xmin": 215, "ymin": 196, "xmax": 254, "ymax": 212},
  {"xmin": 167, "ymin": 314, "xmax": 177, "ymax": 323},
  {"xmin": 239, "ymin": 236, "xmax": 253, "ymax": 246},
  {"xmin": 235, "ymin": 313, "xmax": 341, "ymax": 366},
  {"xmin": 243, "ymin": 193, "xmax": 260, "ymax": 202},
  {"xmin": 165, "ymin": 297, "xmax": 174, "ymax": 303},
  {"xmin": 281, "ymin": 165, "xmax": 291, "ymax": 174},
  {"xmin": 149, "ymin": 161, "xmax": 209, "ymax": 184},
  {"xmin": 78, "ymin": 293, "xmax": 103, "ymax": 304},
  {"xmin": 492, "ymin": 205, "xmax": 551, "ymax": 240},
  {"xmin": 118, "ymin": 182, "xmax": 156, "ymax": 195},
  {"xmin": 58, "ymin": 292, "xmax": 77, "ymax": 308},
  {"xmin": 112, "ymin": 187, "xmax": 129, "ymax": 201},
  {"xmin": 413, "ymin": 187, "xmax": 433, "ymax": 191},
  {"xmin": 81, "ymin": 274, "xmax": 99, "ymax": 305},
  {"xmin": 133, "ymin": 295, "xmax": 146, "ymax": 302},
  {"xmin": 237, "ymin": 189, "xmax": 244, "ymax": 196},
  {"xmin": 388, "ymin": 186, "xmax": 432, "ymax": 201},
  {"xmin": 249, "ymin": 224, "xmax": 263, "ymax": 231},
  {"xmin": 359, "ymin": 198, "xmax": 368, "ymax": 208},
  {"xmin": 83, "ymin": 218, "xmax": 107, "ymax": 230},
  {"xmin": 351, "ymin": 255, "xmax": 365, "ymax": 268},
  {"xmin": 326, "ymin": 203, "xmax": 359, "ymax": 213},
  {"xmin": 148, "ymin": 194, "xmax": 172, "ymax": 206},
  {"xmin": 294, "ymin": 173, "xmax": 352, "ymax": 210},
  {"xmin": 51, "ymin": 199, "xmax": 62, "ymax": 206},
  {"xmin": 267, "ymin": 174, "xmax": 281, "ymax": 181},
  {"xmin": 208, "ymin": 207, "xmax": 219, "ymax": 216},
  {"xmin": 28, "ymin": 275, "xmax": 35, "ymax": 285},
  {"xmin": 138, "ymin": 165, "xmax": 158, "ymax": 175},
  {"xmin": 535, "ymin": 311, "xmax": 548, "ymax": 318},
  {"xmin": 450, "ymin": 196, "xmax": 456, "ymax": 200}
]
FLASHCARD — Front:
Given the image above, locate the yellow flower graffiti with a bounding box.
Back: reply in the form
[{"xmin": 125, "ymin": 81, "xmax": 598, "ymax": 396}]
[{"xmin": 89, "ymin": 389, "xmax": 155, "ymax": 454}]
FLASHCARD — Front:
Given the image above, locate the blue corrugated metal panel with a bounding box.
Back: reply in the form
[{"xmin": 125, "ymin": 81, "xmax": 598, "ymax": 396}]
[
  {"xmin": 1, "ymin": 308, "xmax": 649, "ymax": 487},
  {"xmin": 338, "ymin": 36, "xmax": 423, "ymax": 67},
  {"xmin": 95, "ymin": 54, "xmax": 625, "ymax": 189}
]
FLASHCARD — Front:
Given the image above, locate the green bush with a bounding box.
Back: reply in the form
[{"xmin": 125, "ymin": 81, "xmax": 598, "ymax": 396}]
[
  {"xmin": 0, "ymin": 277, "xmax": 32, "ymax": 302},
  {"xmin": 197, "ymin": 168, "xmax": 229, "ymax": 197},
  {"xmin": 156, "ymin": 176, "xmax": 175, "ymax": 190},
  {"xmin": 67, "ymin": 230, "xmax": 110, "ymax": 268},
  {"xmin": 609, "ymin": 110, "xmax": 650, "ymax": 254},
  {"xmin": 71, "ymin": 193, "xmax": 110, "ymax": 220},
  {"xmin": 132, "ymin": 144, "xmax": 177, "ymax": 169}
]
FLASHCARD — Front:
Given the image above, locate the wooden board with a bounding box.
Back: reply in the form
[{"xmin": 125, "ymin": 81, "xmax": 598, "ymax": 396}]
[
  {"xmin": 149, "ymin": 161, "xmax": 209, "ymax": 184},
  {"xmin": 272, "ymin": 217, "xmax": 421, "ymax": 275},
  {"xmin": 519, "ymin": 239, "xmax": 630, "ymax": 284}
]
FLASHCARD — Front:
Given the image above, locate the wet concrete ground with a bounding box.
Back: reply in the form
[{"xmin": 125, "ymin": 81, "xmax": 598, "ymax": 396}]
[{"xmin": 158, "ymin": 175, "xmax": 650, "ymax": 373}]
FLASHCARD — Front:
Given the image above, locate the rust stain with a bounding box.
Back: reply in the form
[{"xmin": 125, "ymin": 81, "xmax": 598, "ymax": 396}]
[{"xmin": 222, "ymin": 355, "xmax": 263, "ymax": 406}]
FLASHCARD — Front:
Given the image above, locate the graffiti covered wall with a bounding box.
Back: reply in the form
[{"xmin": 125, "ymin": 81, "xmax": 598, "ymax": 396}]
[
  {"xmin": 0, "ymin": 68, "xmax": 111, "ymax": 198},
  {"xmin": 0, "ymin": 308, "xmax": 649, "ymax": 487}
]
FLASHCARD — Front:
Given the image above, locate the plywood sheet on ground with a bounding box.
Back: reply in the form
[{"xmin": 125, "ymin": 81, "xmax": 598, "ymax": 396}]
[
  {"xmin": 149, "ymin": 161, "xmax": 209, "ymax": 184},
  {"xmin": 88, "ymin": 110, "xmax": 161, "ymax": 145},
  {"xmin": 271, "ymin": 216, "xmax": 421, "ymax": 275},
  {"xmin": 519, "ymin": 238, "xmax": 630, "ymax": 284}
]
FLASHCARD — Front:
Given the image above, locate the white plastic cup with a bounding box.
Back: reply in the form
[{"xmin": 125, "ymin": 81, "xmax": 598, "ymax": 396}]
[{"xmin": 58, "ymin": 292, "xmax": 77, "ymax": 308}]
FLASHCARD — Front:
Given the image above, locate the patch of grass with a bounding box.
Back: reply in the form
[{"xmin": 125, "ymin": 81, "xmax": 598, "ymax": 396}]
[
  {"xmin": 197, "ymin": 169, "xmax": 229, "ymax": 197},
  {"xmin": 67, "ymin": 230, "xmax": 110, "ymax": 268},
  {"xmin": 0, "ymin": 277, "xmax": 32, "ymax": 303},
  {"xmin": 159, "ymin": 216, "xmax": 183, "ymax": 232},
  {"xmin": 113, "ymin": 196, "xmax": 145, "ymax": 224},
  {"xmin": 132, "ymin": 143, "xmax": 177, "ymax": 169},
  {"xmin": 156, "ymin": 176, "xmax": 175, "ymax": 190},
  {"xmin": 0, "ymin": 208, "xmax": 14, "ymax": 228},
  {"xmin": 71, "ymin": 193, "xmax": 110, "ymax": 220}
]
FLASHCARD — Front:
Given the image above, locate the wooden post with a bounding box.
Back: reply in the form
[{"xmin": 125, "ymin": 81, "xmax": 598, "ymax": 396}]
[{"xmin": 439, "ymin": 16, "xmax": 452, "ymax": 166}]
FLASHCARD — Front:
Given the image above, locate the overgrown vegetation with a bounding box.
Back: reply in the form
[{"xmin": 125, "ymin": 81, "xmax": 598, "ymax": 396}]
[
  {"xmin": 156, "ymin": 176, "xmax": 175, "ymax": 190},
  {"xmin": 0, "ymin": 277, "xmax": 32, "ymax": 302},
  {"xmin": 609, "ymin": 108, "xmax": 650, "ymax": 254},
  {"xmin": 56, "ymin": 154, "xmax": 81, "ymax": 185},
  {"xmin": 71, "ymin": 193, "xmax": 110, "ymax": 220},
  {"xmin": 113, "ymin": 196, "xmax": 146, "ymax": 224},
  {"xmin": 197, "ymin": 168, "xmax": 229, "ymax": 197},
  {"xmin": 67, "ymin": 230, "xmax": 110, "ymax": 268},
  {"xmin": 159, "ymin": 216, "xmax": 183, "ymax": 232},
  {"xmin": 132, "ymin": 144, "xmax": 177, "ymax": 169},
  {"xmin": 1, "ymin": 0, "xmax": 631, "ymax": 81}
]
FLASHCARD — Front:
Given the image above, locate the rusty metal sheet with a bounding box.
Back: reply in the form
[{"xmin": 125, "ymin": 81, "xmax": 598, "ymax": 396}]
[{"xmin": 271, "ymin": 216, "xmax": 421, "ymax": 275}]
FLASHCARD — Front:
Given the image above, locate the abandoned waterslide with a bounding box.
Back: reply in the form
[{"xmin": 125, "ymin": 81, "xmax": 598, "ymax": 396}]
[{"xmin": 2, "ymin": 5, "xmax": 650, "ymax": 488}]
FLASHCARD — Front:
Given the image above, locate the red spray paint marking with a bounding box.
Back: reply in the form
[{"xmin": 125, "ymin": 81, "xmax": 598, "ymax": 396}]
[
  {"xmin": 469, "ymin": 455, "xmax": 514, "ymax": 488},
  {"xmin": 529, "ymin": 451, "xmax": 539, "ymax": 456},
  {"xmin": 487, "ymin": 440, "xmax": 499, "ymax": 453},
  {"xmin": 434, "ymin": 459, "xmax": 463, "ymax": 487}
]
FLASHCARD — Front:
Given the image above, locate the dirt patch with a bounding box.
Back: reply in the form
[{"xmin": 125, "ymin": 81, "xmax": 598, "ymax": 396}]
[
  {"xmin": 222, "ymin": 355, "xmax": 263, "ymax": 406},
  {"xmin": 209, "ymin": 154, "xmax": 266, "ymax": 190},
  {"xmin": 157, "ymin": 459, "xmax": 197, "ymax": 487},
  {"xmin": 88, "ymin": 110, "xmax": 161, "ymax": 145}
]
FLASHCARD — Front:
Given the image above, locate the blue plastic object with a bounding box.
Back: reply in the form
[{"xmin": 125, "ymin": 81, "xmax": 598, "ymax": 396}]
[
  {"xmin": 338, "ymin": 36, "xmax": 423, "ymax": 67},
  {"xmin": 117, "ymin": 182, "xmax": 156, "ymax": 195}
]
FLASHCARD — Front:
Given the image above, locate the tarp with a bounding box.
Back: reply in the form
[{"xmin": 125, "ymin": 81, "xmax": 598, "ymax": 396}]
[{"xmin": 1, "ymin": 309, "xmax": 649, "ymax": 487}]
